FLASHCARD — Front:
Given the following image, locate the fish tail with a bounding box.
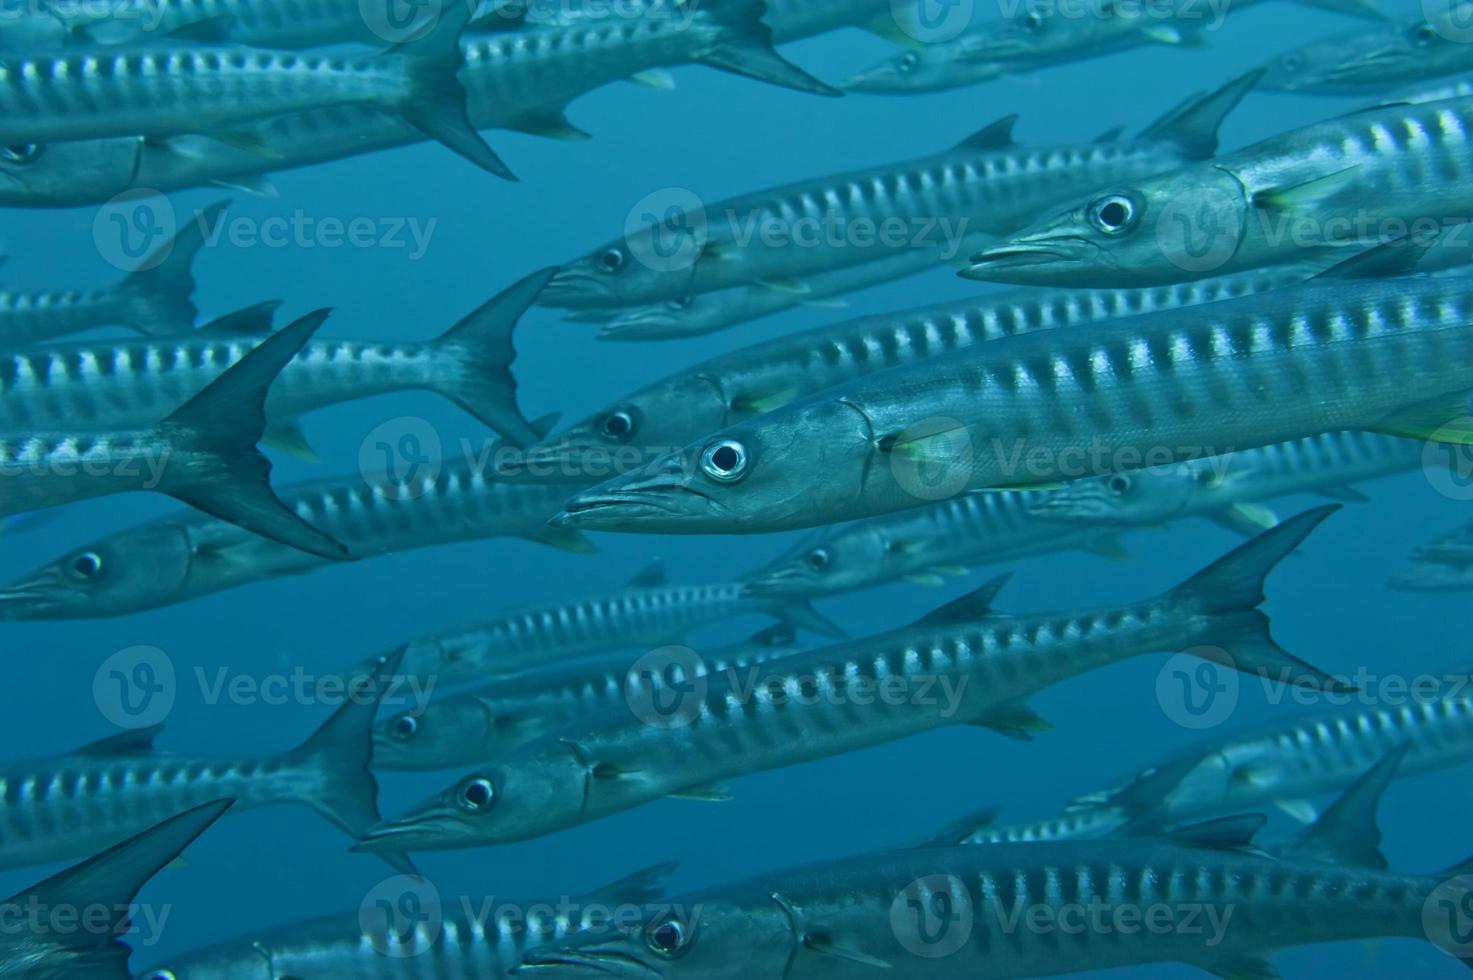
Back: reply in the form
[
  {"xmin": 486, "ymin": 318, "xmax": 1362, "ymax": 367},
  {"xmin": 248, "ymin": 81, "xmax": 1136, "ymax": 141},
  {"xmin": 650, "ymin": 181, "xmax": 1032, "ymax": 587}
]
[
  {"xmin": 1167, "ymin": 504, "xmax": 1351, "ymax": 692},
  {"xmin": 767, "ymin": 596, "xmax": 847, "ymax": 640},
  {"xmin": 116, "ymin": 199, "xmax": 228, "ymax": 337},
  {"xmin": 1137, "ymin": 69, "xmax": 1262, "ymax": 161},
  {"xmin": 693, "ymin": 0, "xmax": 841, "ymax": 97},
  {"xmin": 286, "ymin": 647, "xmax": 418, "ymax": 875},
  {"xmin": 6, "ymin": 800, "xmax": 231, "ymax": 974},
  {"xmin": 153, "ymin": 309, "xmax": 354, "ymax": 561},
  {"xmin": 394, "ymin": 2, "xmax": 516, "ymax": 179},
  {"xmin": 434, "ymin": 269, "xmax": 556, "ymax": 447}
]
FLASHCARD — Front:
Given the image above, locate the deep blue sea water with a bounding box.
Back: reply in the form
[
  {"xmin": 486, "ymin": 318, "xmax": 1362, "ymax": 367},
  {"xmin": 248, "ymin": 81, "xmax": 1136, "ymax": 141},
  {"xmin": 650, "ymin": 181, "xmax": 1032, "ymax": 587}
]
[{"xmin": 2, "ymin": 1, "xmax": 1472, "ymax": 975}]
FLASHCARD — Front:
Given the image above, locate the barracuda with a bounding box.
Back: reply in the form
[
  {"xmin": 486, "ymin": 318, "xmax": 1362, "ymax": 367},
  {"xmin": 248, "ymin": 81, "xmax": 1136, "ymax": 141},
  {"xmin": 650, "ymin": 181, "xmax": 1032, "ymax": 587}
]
[
  {"xmin": 0, "ymin": 268, "xmax": 551, "ymax": 449},
  {"xmin": 554, "ymin": 252, "xmax": 1473, "ymax": 536},
  {"xmin": 515, "ymin": 811, "xmax": 1473, "ymax": 980},
  {"xmin": 0, "ymin": 801, "xmax": 228, "ymax": 980},
  {"xmin": 1030, "ymin": 430, "xmax": 1423, "ymax": 533},
  {"xmin": 373, "ymin": 625, "xmax": 801, "ymax": 772},
  {"xmin": 569, "ymin": 238, "xmax": 990, "ymax": 342},
  {"xmin": 0, "ymin": 5, "xmax": 513, "ymax": 178},
  {"xmin": 0, "ymin": 307, "xmax": 352, "ymax": 559},
  {"xmin": 0, "ymin": 467, "xmax": 594, "ymax": 621},
  {"xmin": 538, "ymin": 74, "xmax": 1257, "ymax": 309},
  {"xmin": 526, "ymin": 266, "xmax": 1308, "ymax": 478},
  {"xmin": 359, "ymin": 562, "xmax": 842, "ymax": 690},
  {"xmin": 132, "ymin": 862, "xmax": 675, "ymax": 980},
  {"xmin": 0, "ymin": 202, "xmax": 216, "ymax": 343},
  {"xmin": 353, "ymin": 510, "xmax": 1347, "ymax": 852},
  {"xmin": 1391, "ymin": 522, "xmax": 1473, "ymax": 589},
  {"xmin": 964, "ymin": 93, "xmax": 1473, "ymax": 287},
  {"xmin": 1258, "ymin": 9, "xmax": 1473, "ymax": 95},
  {"xmin": 1064, "ymin": 678, "xmax": 1473, "ymax": 832},
  {"xmin": 0, "ymin": 1, "xmax": 834, "ymax": 206},
  {"xmin": 0, "ymin": 651, "xmax": 405, "ymax": 873}
]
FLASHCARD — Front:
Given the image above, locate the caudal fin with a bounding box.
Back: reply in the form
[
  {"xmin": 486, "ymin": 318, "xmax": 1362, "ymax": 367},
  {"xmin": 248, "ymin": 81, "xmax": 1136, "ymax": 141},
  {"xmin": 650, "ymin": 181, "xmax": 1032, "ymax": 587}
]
[
  {"xmin": 116, "ymin": 199, "xmax": 227, "ymax": 337},
  {"xmin": 1138, "ymin": 70, "xmax": 1262, "ymax": 160},
  {"xmin": 435, "ymin": 269, "xmax": 556, "ymax": 447},
  {"xmin": 288, "ymin": 647, "xmax": 417, "ymax": 875},
  {"xmin": 155, "ymin": 309, "xmax": 354, "ymax": 561},
  {"xmin": 4, "ymin": 800, "xmax": 231, "ymax": 978},
  {"xmin": 696, "ymin": 0, "xmax": 841, "ymax": 97},
  {"xmin": 1168, "ymin": 505, "xmax": 1352, "ymax": 692},
  {"xmin": 395, "ymin": 3, "xmax": 516, "ymax": 179}
]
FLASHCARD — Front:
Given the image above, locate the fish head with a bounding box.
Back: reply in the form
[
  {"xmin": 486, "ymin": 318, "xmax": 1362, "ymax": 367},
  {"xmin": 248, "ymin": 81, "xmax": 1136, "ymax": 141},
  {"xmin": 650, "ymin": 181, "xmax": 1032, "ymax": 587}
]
[
  {"xmin": 554, "ymin": 400, "xmax": 875, "ymax": 535},
  {"xmin": 574, "ymin": 296, "xmax": 719, "ymax": 341},
  {"xmin": 1028, "ymin": 466, "xmax": 1199, "ymax": 525},
  {"xmin": 743, "ymin": 525, "xmax": 896, "ymax": 597},
  {"xmin": 517, "ymin": 376, "xmax": 734, "ymax": 485},
  {"xmin": 1257, "ymin": 17, "xmax": 1443, "ymax": 93},
  {"xmin": 0, "ymin": 137, "xmax": 144, "ymax": 208},
  {"xmin": 373, "ymin": 694, "xmax": 524, "ymax": 770},
  {"xmin": 517, "ymin": 898, "xmax": 794, "ymax": 980},
  {"xmin": 957, "ymin": 1, "xmax": 1133, "ymax": 62},
  {"xmin": 843, "ymin": 45, "xmax": 1003, "ymax": 94},
  {"xmin": 355, "ymin": 752, "xmax": 586, "ymax": 851},
  {"xmin": 0, "ymin": 523, "xmax": 198, "ymax": 620},
  {"xmin": 540, "ymin": 220, "xmax": 707, "ymax": 310},
  {"xmin": 963, "ymin": 167, "xmax": 1249, "ymax": 286}
]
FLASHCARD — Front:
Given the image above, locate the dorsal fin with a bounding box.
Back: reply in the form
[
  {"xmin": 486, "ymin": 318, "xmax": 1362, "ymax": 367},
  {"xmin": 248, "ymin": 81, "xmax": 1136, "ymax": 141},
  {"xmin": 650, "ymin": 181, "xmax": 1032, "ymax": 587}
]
[
  {"xmin": 76, "ymin": 725, "xmax": 165, "ymax": 756},
  {"xmin": 624, "ymin": 559, "xmax": 666, "ymax": 589},
  {"xmin": 911, "ymin": 575, "xmax": 1011, "ymax": 627},
  {"xmin": 1312, "ymin": 236, "xmax": 1433, "ymax": 281},
  {"xmin": 1093, "ymin": 124, "xmax": 1126, "ymax": 143},
  {"xmin": 192, "ymin": 300, "xmax": 281, "ymax": 337},
  {"xmin": 954, "ymin": 115, "xmax": 1018, "ymax": 152},
  {"xmin": 1137, "ymin": 69, "xmax": 1261, "ymax": 160},
  {"xmin": 1275, "ymin": 743, "xmax": 1409, "ymax": 869},
  {"xmin": 917, "ymin": 806, "xmax": 1003, "ymax": 846},
  {"xmin": 1166, "ymin": 813, "xmax": 1267, "ymax": 852}
]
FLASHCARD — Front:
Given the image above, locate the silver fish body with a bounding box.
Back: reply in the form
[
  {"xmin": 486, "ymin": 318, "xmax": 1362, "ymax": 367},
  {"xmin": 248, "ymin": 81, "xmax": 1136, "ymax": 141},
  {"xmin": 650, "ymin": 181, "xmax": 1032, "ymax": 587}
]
[
  {"xmin": 966, "ymin": 94, "xmax": 1473, "ymax": 286},
  {"xmin": 1257, "ymin": 10, "xmax": 1473, "ymax": 94},
  {"xmin": 0, "ymin": 467, "xmax": 593, "ymax": 620},
  {"xmin": 373, "ymin": 626, "xmax": 802, "ymax": 771},
  {"xmin": 354, "ymin": 511, "xmax": 1343, "ymax": 851},
  {"xmin": 539, "ymin": 74, "xmax": 1258, "ymax": 309},
  {"xmin": 517, "ymin": 836, "xmax": 1462, "ymax": 980},
  {"xmin": 555, "ymin": 273, "xmax": 1473, "ymax": 535}
]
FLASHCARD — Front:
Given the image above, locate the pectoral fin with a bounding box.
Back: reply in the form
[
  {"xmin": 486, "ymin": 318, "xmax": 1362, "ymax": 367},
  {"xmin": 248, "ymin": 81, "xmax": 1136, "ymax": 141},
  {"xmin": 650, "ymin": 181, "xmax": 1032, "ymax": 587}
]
[{"xmin": 1368, "ymin": 390, "xmax": 1473, "ymax": 444}]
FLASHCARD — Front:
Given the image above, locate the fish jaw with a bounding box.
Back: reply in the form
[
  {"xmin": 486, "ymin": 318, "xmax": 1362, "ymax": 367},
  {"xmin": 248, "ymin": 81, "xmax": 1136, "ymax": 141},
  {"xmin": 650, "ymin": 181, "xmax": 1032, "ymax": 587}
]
[
  {"xmin": 553, "ymin": 458, "xmax": 723, "ymax": 534},
  {"xmin": 352, "ymin": 810, "xmax": 475, "ymax": 853},
  {"xmin": 961, "ymin": 233, "xmax": 1113, "ymax": 285},
  {"xmin": 516, "ymin": 942, "xmax": 663, "ymax": 979}
]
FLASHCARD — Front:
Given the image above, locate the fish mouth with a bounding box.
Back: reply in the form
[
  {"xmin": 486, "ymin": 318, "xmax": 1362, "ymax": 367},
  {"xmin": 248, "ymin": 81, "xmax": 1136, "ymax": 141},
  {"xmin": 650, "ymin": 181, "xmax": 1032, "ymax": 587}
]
[
  {"xmin": 0, "ymin": 571, "xmax": 71, "ymax": 620},
  {"xmin": 516, "ymin": 946, "xmax": 659, "ymax": 979},
  {"xmin": 352, "ymin": 813, "xmax": 465, "ymax": 853},
  {"xmin": 841, "ymin": 64, "xmax": 909, "ymax": 93},
  {"xmin": 961, "ymin": 236, "xmax": 1100, "ymax": 281},
  {"xmin": 551, "ymin": 483, "xmax": 716, "ymax": 530},
  {"xmin": 538, "ymin": 269, "xmax": 617, "ymax": 309},
  {"xmin": 1025, "ymin": 494, "xmax": 1112, "ymax": 522}
]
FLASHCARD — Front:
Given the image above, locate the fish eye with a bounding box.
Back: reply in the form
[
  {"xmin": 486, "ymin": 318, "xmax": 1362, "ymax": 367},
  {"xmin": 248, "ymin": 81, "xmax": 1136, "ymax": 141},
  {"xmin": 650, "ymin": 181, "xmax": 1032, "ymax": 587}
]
[
  {"xmin": 1088, "ymin": 194, "xmax": 1138, "ymax": 235},
  {"xmin": 645, "ymin": 915, "xmax": 692, "ymax": 956},
  {"xmin": 700, "ymin": 439, "xmax": 749, "ymax": 483},
  {"xmin": 390, "ymin": 714, "xmax": 419, "ymax": 740},
  {"xmin": 1280, "ymin": 52, "xmax": 1303, "ymax": 72},
  {"xmin": 1021, "ymin": 10, "xmax": 1045, "ymax": 31},
  {"xmin": 1108, "ymin": 474, "xmax": 1132, "ymax": 494},
  {"xmin": 456, "ymin": 775, "xmax": 496, "ymax": 812},
  {"xmin": 899, "ymin": 51, "xmax": 920, "ymax": 72},
  {"xmin": 600, "ymin": 409, "xmax": 636, "ymax": 441},
  {"xmin": 1412, "ymin": 21, "xmax": 1439, "ymax": 44},
  {"xmin": 68, "ymin": 551, "xmax": 103, "ymax": 581},
  {"xmin": 0, "ymin": 143, "xmax": 40, "ymax": 164},
  {"xmin": 599, "ymin": 247, "xmax": 627, "ymax": 273},
  {"xmin": 806, "ymin": 548, "xmax": 831, "ymax": 571}
]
